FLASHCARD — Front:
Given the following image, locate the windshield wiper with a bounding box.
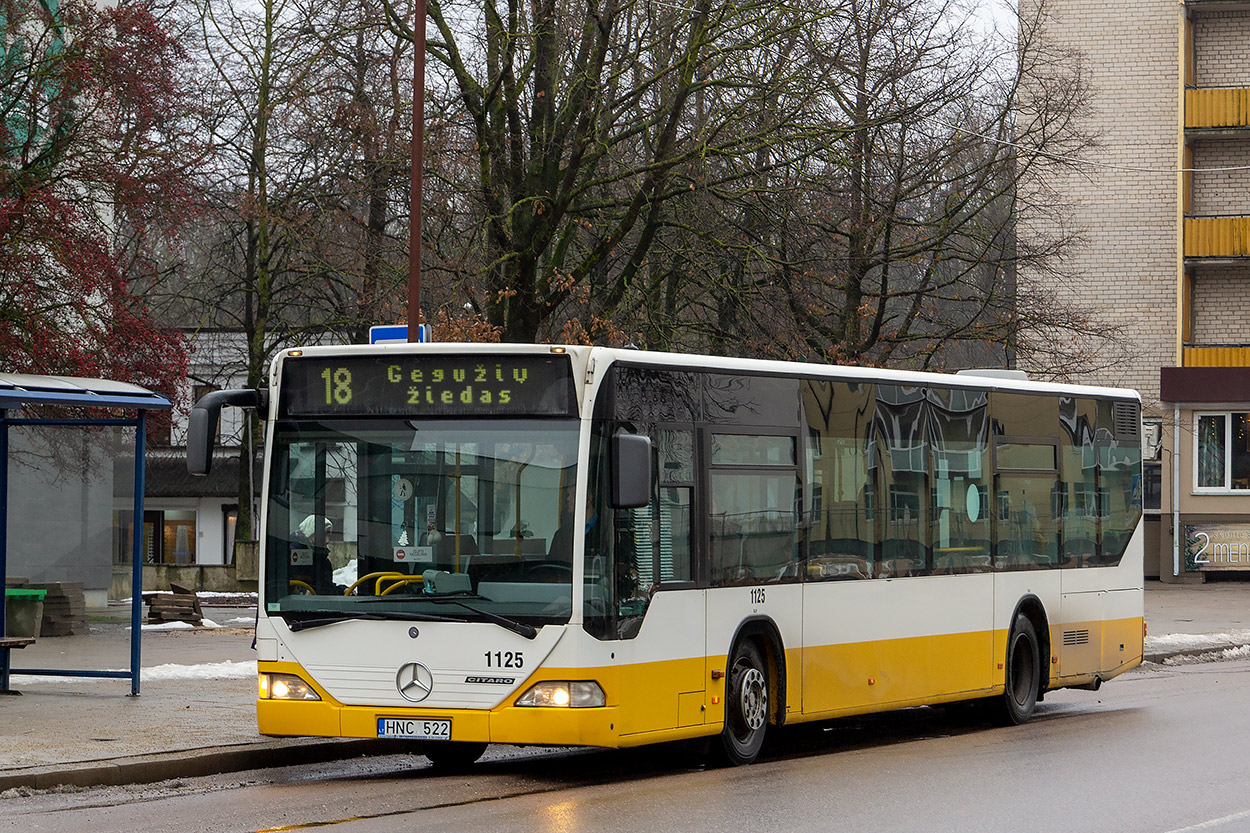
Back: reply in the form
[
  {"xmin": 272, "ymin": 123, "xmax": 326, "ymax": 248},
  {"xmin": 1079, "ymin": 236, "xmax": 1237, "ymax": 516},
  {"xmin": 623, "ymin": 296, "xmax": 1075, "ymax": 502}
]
[
  {"xmin": 354, "ymin": 591, "xmax": 541, "ymax": 639},
  {"xmin": 423, "ymin": 597, "xmax": 539, "ymax": 640},
  {"xmin": 283, "ymin": 610, "xmax": 460, "ymax": 632}
]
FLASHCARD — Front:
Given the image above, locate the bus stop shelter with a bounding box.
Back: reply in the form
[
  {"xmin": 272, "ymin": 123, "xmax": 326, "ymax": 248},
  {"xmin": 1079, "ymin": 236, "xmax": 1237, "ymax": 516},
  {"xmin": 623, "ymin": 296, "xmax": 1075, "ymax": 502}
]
[{"xmin": 0, "ymin": 373, "xmax": 171, "ymax": 695}]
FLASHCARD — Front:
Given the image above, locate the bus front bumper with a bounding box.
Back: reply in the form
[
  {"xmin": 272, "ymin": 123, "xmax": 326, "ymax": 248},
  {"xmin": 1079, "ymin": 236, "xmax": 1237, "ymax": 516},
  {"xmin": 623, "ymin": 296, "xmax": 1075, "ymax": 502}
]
[{"xmin": 257, "ymin": 664, "xmax": 622, "ymax": 748}]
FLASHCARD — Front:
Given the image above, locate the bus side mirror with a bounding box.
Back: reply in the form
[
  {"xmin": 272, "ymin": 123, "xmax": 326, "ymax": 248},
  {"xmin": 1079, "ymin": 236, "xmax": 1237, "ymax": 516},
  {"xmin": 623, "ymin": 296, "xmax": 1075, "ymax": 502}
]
[
  {"xmin": 187, "ymin": 389, "xmax": 264, "ymax": 476},
  {"xmin": 611, "ymin": 432, "xmax": 652, "ymax": 509}
]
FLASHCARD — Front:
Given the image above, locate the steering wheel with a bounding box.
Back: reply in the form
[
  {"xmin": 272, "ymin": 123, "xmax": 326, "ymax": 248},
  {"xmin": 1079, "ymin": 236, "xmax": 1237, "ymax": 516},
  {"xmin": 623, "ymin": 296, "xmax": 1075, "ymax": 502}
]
[{"xmin": 525, "ymin": 561, "xmax": 574, "ymax": 580}]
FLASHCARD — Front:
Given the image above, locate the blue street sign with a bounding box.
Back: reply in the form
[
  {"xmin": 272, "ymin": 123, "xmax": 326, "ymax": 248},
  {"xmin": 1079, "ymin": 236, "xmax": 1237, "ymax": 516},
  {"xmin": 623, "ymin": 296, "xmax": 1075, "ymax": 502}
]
[{"xmin": 369, "ymin": 324, "xmax": 428, "ymax": 344}]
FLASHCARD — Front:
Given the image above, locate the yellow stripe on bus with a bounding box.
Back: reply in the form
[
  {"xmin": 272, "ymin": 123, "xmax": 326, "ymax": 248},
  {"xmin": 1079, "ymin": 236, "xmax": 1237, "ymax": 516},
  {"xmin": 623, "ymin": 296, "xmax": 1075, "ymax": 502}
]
[{"xmin": 257, "ymin": 616, "xmax": 1142, "ymax": 747}]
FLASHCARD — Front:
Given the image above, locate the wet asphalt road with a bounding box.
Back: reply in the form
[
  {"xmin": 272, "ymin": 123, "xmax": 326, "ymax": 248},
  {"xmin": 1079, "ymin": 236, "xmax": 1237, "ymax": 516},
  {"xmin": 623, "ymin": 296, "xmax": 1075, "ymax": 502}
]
[{"xmin": 4, "ymin": 658, "xmax": 1248, "ymax": 833}]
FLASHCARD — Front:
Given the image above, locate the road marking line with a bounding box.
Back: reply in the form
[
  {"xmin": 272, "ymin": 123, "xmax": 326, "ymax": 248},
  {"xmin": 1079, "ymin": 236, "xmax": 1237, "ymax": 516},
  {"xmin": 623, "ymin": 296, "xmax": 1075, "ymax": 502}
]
[{"xmin": 1163, "ymin": 809, "xmax": 1250, "ymax": 833}]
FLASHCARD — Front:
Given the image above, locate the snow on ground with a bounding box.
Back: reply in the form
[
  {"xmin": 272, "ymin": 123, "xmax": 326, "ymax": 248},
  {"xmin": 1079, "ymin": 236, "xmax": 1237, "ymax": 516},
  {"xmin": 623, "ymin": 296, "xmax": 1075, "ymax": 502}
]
[
  {"xmin": 129, "ymin": 616, "xmax": 253, "ymax": 631},
  {"xmin": 141, "ymin": 660, "xmax": 257, "ymax": 680},
  {"xmin": 1164, "ymin": 645, "xmax": 1250, "ymax": 666},
  {"xmin": 1143, "ymin": 629, "xmax": 1250, "ymax": 666},
  {"xmin": 137, "ymin": 619, "xmax": 222, "ymax": 631},
  {"xmin": 14, "ymin": 660, "xmax": 258, "ymax": 685},
  {"xmin": 196, "ymin": 592, "xmax": 258, "ymax": 604},
  {"xmin": 115, "ymin": 592, "xmax": 258, "ymax": 605},
  {"xmin": 1146, "ymin": 629, "xmax": 1250, "ymax": 652}
]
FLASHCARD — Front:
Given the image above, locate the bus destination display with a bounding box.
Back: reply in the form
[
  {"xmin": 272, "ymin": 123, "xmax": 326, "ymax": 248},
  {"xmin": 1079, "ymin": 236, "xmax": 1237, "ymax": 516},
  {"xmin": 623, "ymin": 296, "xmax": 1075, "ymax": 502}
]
[{"xmin": 281, "ymin": 354, "xmax": 576, "ymax": 417}]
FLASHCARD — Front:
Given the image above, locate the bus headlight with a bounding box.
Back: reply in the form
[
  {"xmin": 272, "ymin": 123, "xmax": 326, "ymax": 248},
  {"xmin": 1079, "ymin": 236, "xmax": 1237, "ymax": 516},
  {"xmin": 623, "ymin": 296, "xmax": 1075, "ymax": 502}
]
[
  {"xmin": 259, "ymin": 672, "xmax": 321, "ymax": 701},
  {"xmin": 516, "ymin": 681, "xmax": 605, "ymax": 708}
]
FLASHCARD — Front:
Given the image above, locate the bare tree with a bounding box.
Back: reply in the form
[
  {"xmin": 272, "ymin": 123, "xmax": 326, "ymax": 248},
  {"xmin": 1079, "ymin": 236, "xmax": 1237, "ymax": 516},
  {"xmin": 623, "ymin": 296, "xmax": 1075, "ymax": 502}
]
[
  {"xmin": 382, "ymin": 0, "xmax": 834, "ymax": 341},
  {"xmin": 280, "ymin": 0, "xmax": 415, "ymax": 344},
  {"xmin": 160, "ymin": 0, "xmax": 333, "ymax": 539},
  {"xmin": 632, "ymin": 0, "xmax": 1123, "ymax": 373},
  {"xmin": 375, "ymin": 0, "xmax": 1118, "ymax": 372}
]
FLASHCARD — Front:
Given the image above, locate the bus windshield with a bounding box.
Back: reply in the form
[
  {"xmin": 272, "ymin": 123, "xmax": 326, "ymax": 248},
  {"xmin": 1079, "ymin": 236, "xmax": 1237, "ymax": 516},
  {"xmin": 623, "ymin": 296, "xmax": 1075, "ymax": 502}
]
[{"xmin": 263, "ymin": 418, "xmax": 581, "ymax": 628}]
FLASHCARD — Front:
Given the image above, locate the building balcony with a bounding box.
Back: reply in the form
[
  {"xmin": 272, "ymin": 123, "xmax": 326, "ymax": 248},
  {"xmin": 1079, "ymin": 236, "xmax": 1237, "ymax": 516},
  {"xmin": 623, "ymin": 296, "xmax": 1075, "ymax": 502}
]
[
  {"xmin": 1184, "ymin": 216, "xmax": 1250, "ymax": 260},
  {"xmin": 1183, "ymin": 344, "xmax": 1250, "ymax": 367},
  {"xmin": 1186, "ymin": 88, "xmax": 1250, "ymax": 130}
]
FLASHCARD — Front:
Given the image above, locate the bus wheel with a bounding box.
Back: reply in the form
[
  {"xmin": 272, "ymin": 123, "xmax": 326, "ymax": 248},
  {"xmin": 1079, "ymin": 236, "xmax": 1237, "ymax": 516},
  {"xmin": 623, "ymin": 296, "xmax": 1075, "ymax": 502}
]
[
  {"xmin": 1000, "ymin": 613, "xmax": 1040, "ymax": 725},
  {"xmin": 424, "ymin": 741, "xmax": 487, "ymax": 770},
  {"xmin": 719, "ymin": 640, "xmax": 769, "ymax": 766}
]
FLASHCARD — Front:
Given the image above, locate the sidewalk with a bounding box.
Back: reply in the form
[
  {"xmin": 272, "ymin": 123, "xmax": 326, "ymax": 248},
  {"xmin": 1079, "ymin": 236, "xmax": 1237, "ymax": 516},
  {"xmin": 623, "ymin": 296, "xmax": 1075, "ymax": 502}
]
[
  {"xmin": 0, "ymin": 604, "xmax": 392, "ymax": 792},
  {"xmin": 2, "ymin": 583, "xmax": 1248, "ymax": 792}
]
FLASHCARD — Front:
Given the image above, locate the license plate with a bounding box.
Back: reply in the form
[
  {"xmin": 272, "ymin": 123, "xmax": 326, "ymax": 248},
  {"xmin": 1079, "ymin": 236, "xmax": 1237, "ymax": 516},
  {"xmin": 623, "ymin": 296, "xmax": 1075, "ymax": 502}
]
[{"xmin": 377, "ymin": 717, "xmax": 451, "ymax": 740}]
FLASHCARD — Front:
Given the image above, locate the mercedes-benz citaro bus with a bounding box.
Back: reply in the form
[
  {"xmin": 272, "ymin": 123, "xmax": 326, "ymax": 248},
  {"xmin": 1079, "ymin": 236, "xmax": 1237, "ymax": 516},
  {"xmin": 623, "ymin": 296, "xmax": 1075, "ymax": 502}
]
[{"xmin": 187, "ymin": 344, "xmax": 1144, "ymax": 768}]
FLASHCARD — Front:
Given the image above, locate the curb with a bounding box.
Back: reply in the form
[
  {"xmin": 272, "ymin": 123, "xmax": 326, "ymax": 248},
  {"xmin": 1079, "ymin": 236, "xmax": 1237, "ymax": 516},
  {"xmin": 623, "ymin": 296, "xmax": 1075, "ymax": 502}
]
[{"xmin": 0, "ymin": 738, "xmax": 398, "ymax": 792}]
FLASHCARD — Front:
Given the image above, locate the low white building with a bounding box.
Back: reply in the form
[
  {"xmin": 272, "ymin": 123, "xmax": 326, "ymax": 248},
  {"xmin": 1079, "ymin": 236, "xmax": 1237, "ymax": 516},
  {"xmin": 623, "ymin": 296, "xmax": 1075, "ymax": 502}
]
[{"xmin": 138, "ymin": 331, "xmax": 257, "ymax": 568}]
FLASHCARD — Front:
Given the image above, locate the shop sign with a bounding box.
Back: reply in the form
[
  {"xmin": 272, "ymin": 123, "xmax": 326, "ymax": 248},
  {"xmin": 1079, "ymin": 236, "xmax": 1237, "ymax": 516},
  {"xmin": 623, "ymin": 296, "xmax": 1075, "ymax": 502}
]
[{"xmin": 1185, "ymin": 524, "xmax": 1250, "ymax": 571}]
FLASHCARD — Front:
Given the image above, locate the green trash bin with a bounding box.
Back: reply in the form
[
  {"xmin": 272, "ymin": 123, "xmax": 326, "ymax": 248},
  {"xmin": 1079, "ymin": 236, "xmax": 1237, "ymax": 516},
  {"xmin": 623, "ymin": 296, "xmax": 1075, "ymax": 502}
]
[{"xmin": 5, "ymin": 588, "xmax": 47, "ymax": 638}]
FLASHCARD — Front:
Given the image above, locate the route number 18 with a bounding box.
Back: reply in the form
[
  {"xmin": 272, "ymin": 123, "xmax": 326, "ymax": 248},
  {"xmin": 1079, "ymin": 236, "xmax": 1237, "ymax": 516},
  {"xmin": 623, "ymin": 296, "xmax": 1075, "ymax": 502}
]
[{"xmin": 321, "ymin": 368, "xmax": 353, "ymax": 405}]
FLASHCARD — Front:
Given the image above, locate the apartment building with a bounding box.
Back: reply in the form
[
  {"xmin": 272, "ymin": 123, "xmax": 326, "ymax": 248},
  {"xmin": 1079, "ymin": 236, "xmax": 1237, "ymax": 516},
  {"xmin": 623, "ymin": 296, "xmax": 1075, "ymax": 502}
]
[{"xmin": 1032, "ymin": 0, "xmax": 1250, "ymax": 582}]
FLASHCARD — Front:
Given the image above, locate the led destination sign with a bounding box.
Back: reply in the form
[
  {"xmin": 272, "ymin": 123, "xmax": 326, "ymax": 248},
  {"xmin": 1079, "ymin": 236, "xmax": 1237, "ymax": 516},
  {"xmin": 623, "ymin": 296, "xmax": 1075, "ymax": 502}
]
[{"xmin": 281, "ymin": 354, "xmax": 576, "ymax": 417}]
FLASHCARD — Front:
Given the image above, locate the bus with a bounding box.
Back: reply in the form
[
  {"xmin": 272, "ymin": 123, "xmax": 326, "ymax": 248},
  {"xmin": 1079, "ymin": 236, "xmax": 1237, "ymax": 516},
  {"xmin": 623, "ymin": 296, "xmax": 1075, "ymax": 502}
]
[{"xmin": 188, "ymin": 344, "xmax": 1144, "ymax": 767}]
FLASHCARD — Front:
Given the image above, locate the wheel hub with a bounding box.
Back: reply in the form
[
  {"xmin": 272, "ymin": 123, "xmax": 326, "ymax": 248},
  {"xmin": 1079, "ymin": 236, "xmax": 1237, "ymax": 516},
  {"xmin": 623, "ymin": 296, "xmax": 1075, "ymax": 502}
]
[{"xmin": 738, "ymin": 667, "xmax": 767, "ymax": 731}]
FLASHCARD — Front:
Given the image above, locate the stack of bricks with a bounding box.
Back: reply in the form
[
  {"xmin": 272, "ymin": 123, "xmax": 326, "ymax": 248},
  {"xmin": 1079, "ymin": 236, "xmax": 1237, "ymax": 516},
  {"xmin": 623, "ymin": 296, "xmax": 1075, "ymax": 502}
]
[
  {"xmin": 145, "ymin": 582, "xmax": 203, "ymax": 626},
  {"xmin": 32, "ymin": 582, "xmax": 87, "ymax": 636}
]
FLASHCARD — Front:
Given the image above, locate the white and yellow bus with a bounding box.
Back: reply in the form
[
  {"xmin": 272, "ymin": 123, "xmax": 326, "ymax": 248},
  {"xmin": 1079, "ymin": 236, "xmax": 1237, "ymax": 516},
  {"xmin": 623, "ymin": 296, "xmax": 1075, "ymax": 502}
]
[{"xmin": 189, "ymin": 345, "xmax": 1144, "ymax": 767}]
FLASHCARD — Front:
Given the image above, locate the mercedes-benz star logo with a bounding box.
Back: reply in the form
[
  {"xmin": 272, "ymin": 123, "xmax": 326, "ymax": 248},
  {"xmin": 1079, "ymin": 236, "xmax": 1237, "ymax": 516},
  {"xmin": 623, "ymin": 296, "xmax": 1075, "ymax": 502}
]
[{"xmin": 396, "ymin": 661, "xmax": 435, "ymax": 702}]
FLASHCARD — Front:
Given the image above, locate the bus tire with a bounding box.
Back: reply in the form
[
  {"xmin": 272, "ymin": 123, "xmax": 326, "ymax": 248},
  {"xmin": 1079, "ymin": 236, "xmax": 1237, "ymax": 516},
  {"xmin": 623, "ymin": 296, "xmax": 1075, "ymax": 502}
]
[
  {"xmin": 718, "ymin": 639, "xmax": 769, "ymax": 766},
  {"xmin": 424, "ymin": 741, "xmax": 487, "ymax": 770},
  {"xmin": 1000, "ymin": 613, "xmax": 1041, "ymax": 725}
]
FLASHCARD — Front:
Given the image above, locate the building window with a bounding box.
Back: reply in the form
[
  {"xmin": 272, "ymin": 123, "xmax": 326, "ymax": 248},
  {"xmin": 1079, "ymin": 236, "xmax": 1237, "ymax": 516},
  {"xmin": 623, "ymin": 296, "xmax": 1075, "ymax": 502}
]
[
  {"xmin": 162, "ymin": 511, "xmax": 198, "ymax": 564},
  {"xmin": 223, "ymin": 505, "xmax": 239, "ymax": 563},
  {"xmin": 1195, "ymin": 413, "xmax": 1250, "ymax": 491},
  {"xmin": 1143, "ymin": 463, "xmax": 1162, "ymax": 511},
  {"xmin": 1143, "ymin": 419, "xmax": 1162, "ymax": 512},
  {"xmin": 130, "ymin": 510, "xmax": 199, "ymax": 564}
]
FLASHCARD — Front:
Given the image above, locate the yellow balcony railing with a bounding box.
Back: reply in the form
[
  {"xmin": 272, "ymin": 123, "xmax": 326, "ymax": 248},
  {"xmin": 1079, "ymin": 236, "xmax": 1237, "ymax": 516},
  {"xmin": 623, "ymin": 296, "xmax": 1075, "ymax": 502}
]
[
  {"xmin": 1187, "ymin": 88, "xmax": 1250, "ymax": 128},
  {"xmin": 1184, "ymin": 346, "xmax": 1250, "ymax": 367},
  {"xmin": 1184, "ymin": 217, "xmax": 1250, "ymax": 257}
]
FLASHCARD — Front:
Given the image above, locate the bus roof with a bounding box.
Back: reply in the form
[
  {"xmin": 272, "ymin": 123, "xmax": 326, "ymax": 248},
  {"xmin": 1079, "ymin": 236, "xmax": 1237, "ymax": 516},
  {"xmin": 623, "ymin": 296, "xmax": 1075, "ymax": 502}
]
[{"xmin": 271, "ymin": 343, "xmax": 1141, "ymax": 403}]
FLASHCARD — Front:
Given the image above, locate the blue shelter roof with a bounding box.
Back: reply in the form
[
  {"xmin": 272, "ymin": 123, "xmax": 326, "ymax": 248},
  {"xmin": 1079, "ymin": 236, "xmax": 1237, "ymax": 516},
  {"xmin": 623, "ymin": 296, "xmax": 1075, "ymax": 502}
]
[{"xmin": 0, "ymin": 373, "xmax": 171, "ymax": 411}]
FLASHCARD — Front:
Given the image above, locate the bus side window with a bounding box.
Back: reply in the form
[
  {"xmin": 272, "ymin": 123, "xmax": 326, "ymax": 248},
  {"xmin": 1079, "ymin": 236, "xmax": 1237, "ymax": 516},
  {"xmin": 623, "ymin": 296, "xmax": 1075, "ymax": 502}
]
[
  {"xmin": 876, "ymin": 386, "xmax": 928, "ymax": 576},
  {"xmin": 709, "ymin": 434, "xmax": 800, "ymax": 586},
  {"xmin": 801, "ymin": 380, "xmax": 875, "ymax": 581},
  {"xmin": 929, "ymin": 388, "xmax": 991, "ymax": 575}
]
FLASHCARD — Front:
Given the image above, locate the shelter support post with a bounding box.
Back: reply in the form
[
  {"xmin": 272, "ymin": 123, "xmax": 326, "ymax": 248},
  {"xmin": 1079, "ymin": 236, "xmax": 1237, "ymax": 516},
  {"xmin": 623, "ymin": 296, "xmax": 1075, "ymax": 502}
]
[{"xmin": 130, "ymin": 410, "xmax": 146, "ymax": 696}]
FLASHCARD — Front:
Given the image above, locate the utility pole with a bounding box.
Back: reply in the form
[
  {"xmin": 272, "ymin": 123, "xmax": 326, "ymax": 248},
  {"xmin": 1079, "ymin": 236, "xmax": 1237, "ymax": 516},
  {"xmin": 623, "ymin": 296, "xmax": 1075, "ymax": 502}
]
[{"xmin": 408, "ymin": 0, "xmax": 425, "ymax": 343}]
